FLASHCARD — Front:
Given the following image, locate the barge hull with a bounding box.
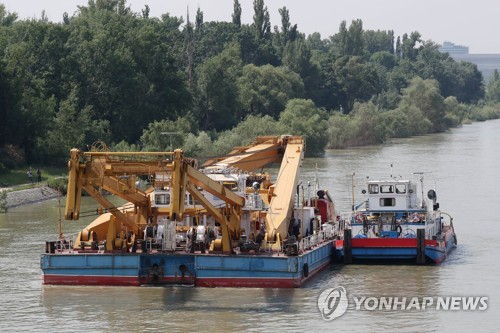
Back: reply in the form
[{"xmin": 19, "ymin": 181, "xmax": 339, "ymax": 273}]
[{"xmin": 41, "ymin": 241, "xmax": 334, "ymax": 288}]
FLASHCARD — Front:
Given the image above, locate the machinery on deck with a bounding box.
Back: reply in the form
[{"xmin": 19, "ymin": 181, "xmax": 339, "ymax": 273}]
[{"xmin": 64, "ymin": 135, "xmax": 332, "ymax": 255}]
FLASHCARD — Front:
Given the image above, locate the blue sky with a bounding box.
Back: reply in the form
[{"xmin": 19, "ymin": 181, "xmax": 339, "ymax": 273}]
[{"xmin": 2, "ymin": 0, "xmax": 499, "ymax": 53}]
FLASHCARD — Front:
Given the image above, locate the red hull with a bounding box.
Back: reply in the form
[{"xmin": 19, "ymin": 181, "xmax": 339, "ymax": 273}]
[
  {"xmin": 350, "ymin": 238, "xmax": 438, "ymax": 247},
  {"xmin": 42, "ymin": 274, "xmax": 140, "ymax": 286},
  {"xmin": 42, "ymin": 260, "xmax": 330, "ymax": 288}
]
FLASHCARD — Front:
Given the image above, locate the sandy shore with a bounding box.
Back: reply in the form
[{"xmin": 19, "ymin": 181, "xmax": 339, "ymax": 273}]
[{"xmin": 2, "ymin": 186, "xmax": 60, "ymax": 208}]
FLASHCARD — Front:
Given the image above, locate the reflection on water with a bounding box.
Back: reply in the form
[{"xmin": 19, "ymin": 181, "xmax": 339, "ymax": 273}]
[{"xmin": 1, "ymin": 120, "xmax": 500, "ymax": 331}]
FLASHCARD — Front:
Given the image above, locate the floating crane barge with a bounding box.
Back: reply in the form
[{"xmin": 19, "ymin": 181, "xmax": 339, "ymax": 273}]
[{"xmin": 41, "ymin": 136, "xmax": 338, "ymax": 287}]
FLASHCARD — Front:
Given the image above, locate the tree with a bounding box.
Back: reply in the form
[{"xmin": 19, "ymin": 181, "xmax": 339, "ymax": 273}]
[
  {"xmin": 194, "ymin": 42, "xmax": 243, "ymax": 131},
  {"xmin": 232, "ymin": 0, "xmax": 241, "ymax": 27},
  {"xmin": 253, "ymin": 0, "xmax": 270, "ymax": 39},
  {"xmin": 279, "ymin": 99, "xmax": 328, "ymax": 156},
  {"xmin": 0, "ymin": 4, "xmax": 18, "ymax": 26},
  {"xmin": 346, "ymin": 19, "xmax": 365, "ymax": 56},
  {"xmin": 38, "ymin": 88, "xmax": 111, "ymax": 163},
  {"xmin": 238, "ymin": 64, "xmax": 305, "ymax": 118},
  {"xmin": 399, "ymin": 77, "xmax": 446, "ymax": 132},
  {"xmin": 250, "ymin": 0, "xmax": 277, "ymax": 65},
  {"xmin": 401, "ymin": 31, "xmax": 421, "ymax": 60},
  {"xmin": 364, "ymin": 30, "xmax": 394, "ymax": 54},
  {"xmin": 395, "ymin": 36, "xmax": 401, "ymax": 57},
  {"xmin": 331, "ymin": 56, "xmax": 380, "ymax": 112},
  {"xmin": 486, "ymin": 69, "xmax": 500, "ymax": 103},
  {"xmin": 1, "ymin": 19, "xmax": 65, "ymax": 162},
  {"xmin": 273, "ymin": 6, "xmax": 297, "ymax": 57},
  {"xmin": 337, "ymin": 20, "xmax": 348, "ymax": 56},
  {"xmin": 195, "ymin": 7, "xmax": 203, "ymax": 31},
  {"xmin": 213, "ymin": 115, "xmax": 280, "ymax": 155},
  {"xmin": 65, "ymin": 3, "xmax": 189, "ymax": 143},
  {"xmin": 140, "ymin": 117, "xmax": 194, "ymax": 151}
]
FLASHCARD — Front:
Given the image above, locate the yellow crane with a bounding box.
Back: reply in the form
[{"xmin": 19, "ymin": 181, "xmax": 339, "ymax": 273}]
[{"xmin": 64, "ymin": 135, "xmax": 306, "ymax": 254}]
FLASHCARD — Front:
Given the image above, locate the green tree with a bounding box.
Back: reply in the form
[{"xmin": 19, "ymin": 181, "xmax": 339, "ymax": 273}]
[
  {"xmin": 364, "ymin": 30, "xmax": 394, "ymax": 54},
  {"xmin": 443, "ymin": 96, "xmax": 467, "ymax": 127},
  {"xmin": 238, "ymin": 64, "xmax": 304, "ymax": 118},
  {"xmin": 346, "ymin": 19, "xmax": 365, "ymax": 56},
  {"xmin": 250, "ymin": 0, "xmax": 277, "ymax": 65},
  {"xmin": 213, "ymin": 115, "xmax": 280, "ymax": 155},
  {"xmin": 401, "ymin": 31, "xmax": 421, "ymax": 60},
  {"xmin": 332, "ymin": 56, "xmax": 380, "ymax": 112},
  {"xmin": 194, "ymin": 42, "xmax": 244, "ymax": 131},
  {"xmin": 279, "ymin": 99, "xmax": 328, "ymax": 156},
  {"xmin": 253, "ymin": 0, "xmax": 270, "ymax": 39},
  {"xmin": 486, "ymin": 69, "xmax": 500, "ymax": 103},
  {"xmin": 232, "ymin": 0, "xmax": 242, "ymax": 27},
  {"xmin": 38, "ymin": 88, "xmax": 111, "ymax": 163},
  {"xmin": 182, "ymin": 131, "xmax": 216, "ymax": 158},
  {"xmin": 2, "ymin": 19, "xmax": 63, "ymax": 162},
  {"xmin": 273, "ymin": 6, "xmax": 297, "ymax": 58},
  {"xmin": 140, "ymin": 117, "xmax": 194, "ymax": 151},
  {"xmin": 0, "ymin": 4, "xmax": 18, "ymax": 26},
  {"xmin": 399, "ymin": 77, "xmax": 446, "ymax": 132},
  {"xmin": 66, "ymin": 2, "xmax": 189, "ymax": 143},
  {"xmin": 381, "ymin": 106, "xmax": 432, "ymax": 138}
]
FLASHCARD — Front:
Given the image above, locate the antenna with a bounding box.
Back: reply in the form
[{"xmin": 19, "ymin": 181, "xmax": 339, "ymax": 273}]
[
  {"xmin": 413, "ymin": 172, "xmax": 431, "ymax": 208},
  {"xmin": 351, "ymin": 172, "xmax": 355, "ymax": 212}
]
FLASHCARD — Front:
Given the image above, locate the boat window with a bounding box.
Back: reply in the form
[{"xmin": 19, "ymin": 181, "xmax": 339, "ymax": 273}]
[
  {"xmin": 380, "ymin": 185, "xmax": 394, "ymax": 193},
  {"xmin": 379, "ymin": 198, "xmax": 395, "ymax": 206},
  {"xmin": 368, "ymin": 184, "xmax": 379, "ymax": 194},
  {"xmin": 395, "ymin": 184, "xmax": 406, "ymax": 194},
  {"xmin": 155, "ymin": 193, "xmax": 170, "ymax": 205},
  {"xmin": 185, "ymin": 194, "xmax": 194, "ymax": 205}
]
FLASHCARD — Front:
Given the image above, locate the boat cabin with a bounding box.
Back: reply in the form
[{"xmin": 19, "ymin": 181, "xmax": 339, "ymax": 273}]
[{"xmin": 364, "ymin": 180, "xmax": 420, "ymax": 212}]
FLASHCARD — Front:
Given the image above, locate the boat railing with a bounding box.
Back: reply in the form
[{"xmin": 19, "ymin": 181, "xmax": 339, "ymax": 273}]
[
  {"xmin": 244, "ymin": 193, "xmax": 264, "ymax": 209},
  {"xmin": 55, "ymin": 235, "xmax": 74, "ymax": 253},
  {"xmin": 298, "ymin": 226, "xmax": 335, "ymax": 253}
]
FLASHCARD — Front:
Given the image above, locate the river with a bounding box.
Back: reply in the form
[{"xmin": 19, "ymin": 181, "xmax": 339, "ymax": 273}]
[{"xmin": 0, "ymin": 119, "xmax": 499, "ymax": 332}]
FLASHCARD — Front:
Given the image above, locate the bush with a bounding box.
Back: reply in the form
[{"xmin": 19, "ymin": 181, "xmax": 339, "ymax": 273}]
[
  {"xmin": 0, "ymin": 191, "xmax": 7, "ymax": 213},
  {"xmin": 467, "ymin": 104, "xmax": 500, "ymax": 121},
  {"xmin": 47, "ymin": 177, "xmax": 68, "ymax": 195}
]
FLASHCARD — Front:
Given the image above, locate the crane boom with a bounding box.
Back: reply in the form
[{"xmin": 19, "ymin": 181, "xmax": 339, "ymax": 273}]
[
  {"xmin": 203, "ymin": 136, "xmax": 285, "ymax": 172},
  {"xmin": 63, "ymin": 135, "xmax": 308, "ymax": 254},
  {"xmin": 264, "ymin": 136, "xmax": 305, "ymax": 249}
]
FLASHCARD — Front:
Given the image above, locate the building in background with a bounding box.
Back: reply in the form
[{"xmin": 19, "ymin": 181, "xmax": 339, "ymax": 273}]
[
  {"xmin": 439, "ymin": 41, "xmax": 500, "ymax": 81},
  {"xmin": 438, "ymin": 41, "xmax": 469, "ymax": 54}
]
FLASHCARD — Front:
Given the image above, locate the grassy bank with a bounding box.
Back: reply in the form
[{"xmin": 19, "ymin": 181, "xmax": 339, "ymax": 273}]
[{"xmin": 0, "ymin": 166, "xmax": 67, "ymax": 188}]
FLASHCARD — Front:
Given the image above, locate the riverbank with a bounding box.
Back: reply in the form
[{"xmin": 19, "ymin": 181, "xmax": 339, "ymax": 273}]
[{"xmin": 1, "ymin": 186, "xmax": 59, "ymax": 208}]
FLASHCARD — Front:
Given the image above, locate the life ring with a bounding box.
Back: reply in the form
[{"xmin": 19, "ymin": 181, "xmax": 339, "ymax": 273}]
[{"xmin": 303, "ymin": 263, "xmax": 309, "ymax": 278}]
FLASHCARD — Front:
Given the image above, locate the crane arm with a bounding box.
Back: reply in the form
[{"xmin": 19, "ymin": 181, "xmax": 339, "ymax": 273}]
[
  {"xmin": 203, "ymin": 136, "xmax": 284, "ymax": 172},
  {"xmin": 64, "ymin": 149, "xmax": 176, "ymax": 221},
  {"xmin": 264, "ymin": 136, "xmax": 305, "ymax": 248}
]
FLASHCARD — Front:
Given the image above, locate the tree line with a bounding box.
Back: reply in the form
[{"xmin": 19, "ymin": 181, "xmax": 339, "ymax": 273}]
[{"xmin": 1, "ymin": 0, "xmax": 499, "ymax": 171}]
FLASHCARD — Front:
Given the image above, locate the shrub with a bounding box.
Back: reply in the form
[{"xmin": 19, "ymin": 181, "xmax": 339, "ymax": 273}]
[{"xmin": 47, "ymin": 177, "xmax": 68, "ymax": 195}]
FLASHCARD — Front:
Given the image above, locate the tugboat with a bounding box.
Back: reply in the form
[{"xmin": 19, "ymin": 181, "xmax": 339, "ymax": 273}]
[{"xmin": 337, "ymin": 173, "xmax": 456, "ymax": 264}]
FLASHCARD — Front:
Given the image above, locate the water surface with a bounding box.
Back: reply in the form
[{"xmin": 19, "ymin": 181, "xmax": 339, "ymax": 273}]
[{"xmin": 1, "ymin": 120, "xmax": 499, "ymax": 332}]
